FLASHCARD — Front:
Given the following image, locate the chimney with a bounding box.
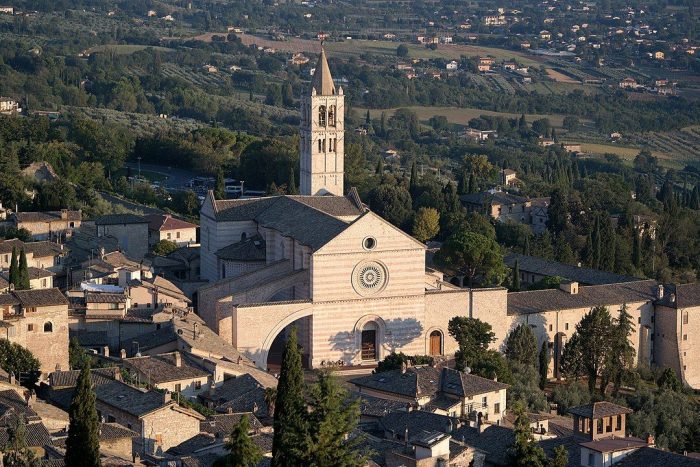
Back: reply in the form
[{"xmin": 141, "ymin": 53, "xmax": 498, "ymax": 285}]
[
  {"xmin": 404, "ymin": 427, "xmax": 409, "ymax": 448},
  {"xmin": 227, "ymin": 406, "xmax": 233, "ymax": 414},
  {"xmin": 193, "ymin": 322, "xmax": 198, "ymax": 340},
  {"xmin": 162, "ymin": 390, "xmax": 170, "ymax": 404},
  {"xmin": 174, "ymin": 352, "xmax": 182, "ymax": 367},
  {"xmin": 657, "ymin": 284, "xmax": 664, "ymax": 299},
  {"xmin": 559, "ymin": 281, "xmax": 578, "ymax": 295},
  {"xmin": 103, "ymin": 346, "xmax": 109, "ymax": 358},
  {"xmin": 120, "ymin": 349, "xmax": 126, "ymax": 359},
  {"xmin": 401, "ymin": 361, "xmax": 407, "ymax": 374},
  {"xmin": 669, "ymin": 293, "xmax": 676, "ymax": 303},
  {"xmin": 60, "ymin": 209, "xmax": 68, "ymax": 220},
  {"xmin": 646, "ymin": 434, "xmax": 655, "ymax": 447}
]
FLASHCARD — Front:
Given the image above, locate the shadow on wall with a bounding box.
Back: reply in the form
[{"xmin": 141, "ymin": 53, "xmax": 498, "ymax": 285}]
[{"xmin": 329, "ymin": 317, "xmax": 424, "ymax": 365}]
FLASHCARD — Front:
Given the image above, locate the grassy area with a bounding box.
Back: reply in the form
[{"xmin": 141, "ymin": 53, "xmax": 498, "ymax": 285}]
[
  {"xmin": 358, "ymin": 106, "xmax": 570, "ymax": 127},
  {"xmin": 576, "ymin": 143, "xmax": 685, "ymax": 169},
  {"xmin": 87, "ymin": 44, "xmax": 175, "ymax": 55}
]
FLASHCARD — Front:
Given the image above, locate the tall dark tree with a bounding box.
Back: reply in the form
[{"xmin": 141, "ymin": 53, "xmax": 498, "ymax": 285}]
[
  {"xmin": 304, "ymin": 370, "xmax": 365, "ymax": 466},
  {"xmin": 448, "ymin": 317, "xmax": 495, "ymax": 371},
  {"xmin": 214, "ymin": 414, "xmax": 262, "ymax": 467},
  {"xmin": 507, "ymin": 403, "xmax": 548, "ymax": 466},
  {"xmin": 512, "ymin": 259, "xmax": 521, "ymax": 291},
  {"xmin": 215, "ymin": 169, "xmax": 226, "ymax": 200},
  {"xmin": 632, "ymin": 231, "xmax": 642, "ymax": 268},
  {"xmin": 538, "ymin": 340, "xmax": 550, "ymax": 390},
  {"xmin": 287, "ymin": 166, "xmax": 298, "ymax": 195},
  {"xmin": 8, "ymin": 246, "xmax": 18, "ymax": 288},
  {"xmin": 547, "ymin": 188, "xmax": 568, "ymax": 235},
  {"xmin": 603, "ymin": 305, "xmax": 635, "ymax": 396},
  {"xmin": 3, "ymin": 416, "xmax": 39, "ymax": 466},
  {"xmin": 66, "ymin": 364, "xmax": 101, "ymax": 467},
  {"xmin": 365, "ymin": 109, "xmax": 371, "ymax": 126},
  {"xmin": 272, "ymin": 328, "xmax": 307, "ymax": 467},
  {"xmin": 457, "ymin": 168, "xmax": 469, "ymax": 195},
  {"xmin": 409, "ymin": 161, "xmax": 418, "ymax": 196},
  {"xmin": 504, "ymin": 324, "xmax": 537, "ymax": 367},
  {"xmin": 17, "ymin": 249, "xmax": 29, "ymax": 291},
  {"xmin": 561, "ymin": 306, "xmax": 614, "ymax": 394}
]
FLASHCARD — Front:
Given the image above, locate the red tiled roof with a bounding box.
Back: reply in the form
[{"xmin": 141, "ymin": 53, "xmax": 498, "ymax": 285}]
[{"xmin": 146, "ymin": 214, "xmax": 197, "ymax": 232}]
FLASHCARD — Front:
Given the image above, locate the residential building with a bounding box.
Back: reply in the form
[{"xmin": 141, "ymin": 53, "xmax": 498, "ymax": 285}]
[
  {"xmin": 123, "ymin": 352, "xmax": 210, "ymax": 399},
  {"xmin": 95, "ymin": 214, "xmax": 150, "ymax": 260},
  {"xmin": 0, "ymin": 288, "xmax": 69, "ymax": 373},
  {"xmin": 9, "ymin": 209, "xmax": 81, "ymax": 241},
  {"xmin": 0, "ymin": 267, "xmax": 53, "ymax": 290},
  {"xmin": 0, "ymin": 97, "xmax": 20, "ymax": 114},
  {"xmin": 146, "ymin": 214, "xmax": 197, "ymax": 247},
  {"xmin": 350, "ymin": 365, "xmax": 509, "ymax": 423}
]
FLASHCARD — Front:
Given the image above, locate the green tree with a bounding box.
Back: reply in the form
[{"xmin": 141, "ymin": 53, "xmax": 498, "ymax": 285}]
[
  {"xmin": 396, "ymin": 44, "xmax": 409, "ymax": 57},
  {"xmin": 603, "ymin": 305, "xmax": 636, "ymax": 396},
  {"xmin": 549, "ymin": 445, "xmax": 569, "ymax": 467},
  {"xmin": 272, "ymin": 328, "xmax": 308, "ymax": 466},
  {"xmin": 504, "ymin": 324, "xmax": 538, "ymax": 367},
  {"xmin": 512, "ymin": 259, "xmax": 521, "ymax": 291},
  {"xmin": 412, "ymin": 207, "xmax": 440, "ymax": 242},
  {"xmin": 287, "ymin": 166, "xmax": 298, "ymax": 195},
  {"xmin": 508, "ymin": 362, "xmax": 549, "ymax": 413},
  {"xmin": 434, "ymin": 231, "xmax": 506, "ymax": 287},
  {"xmin": 539, "ymin": 340, "xmax": 550, "ymax": 390},
  {"xmin": 214, "ymin": 414, "xmax": 262, "ymax": 467},
  {"xmin": 303, "ymin": 370, "xmax": 365, "ymax": 466},
  {"xmin": 507, "ymin": 403, "xmax": 548, "ymax": 467},
  {"xmin": 561, "ymin": 306, "xmax": 614, "ymax": 393},
  {"xmin": 374, "ymin": 353, "xmax": 433, "ymax": 373},
  {"xmin": 547, "ymin": 189, "xmax": 568, "ymax": 235},
  {"xmin": 69, "ymin": 338, "xmax": 90, "ymax": 370},
  {"xmin": 448, "ymin": 317, "xmax": 495, "ymax": 372},
  {"xmin": 0, "ymin": 340, "xmax": 39, "ymax": 387},
  {"xmin": 656, "ymin": 368, "xmax": 682, "ymax": 392},
  {"xmin": 153, "ymin": 239, "xmax": 179, "ymax": 256},
  {"xmin": 368, "ymin": 184, "xmax": 413, "ymax": 229},
  {"xmin": 66, "ymin": 364, "xmax": 101, "ymax": 467},
  {"xmin": 8, "ymin": 247, "xmax": 18, "ymax": 288},
  {"xmin": 215, "ymin": 169, "xmax": 226, "ymax": 200},
  {"xmin": 3, "ymin": 416, "xmax": 40, "ymax": 466},
  {"xmin": 409, "ymin": 161, "xmax": 418, "ymax": 196}
]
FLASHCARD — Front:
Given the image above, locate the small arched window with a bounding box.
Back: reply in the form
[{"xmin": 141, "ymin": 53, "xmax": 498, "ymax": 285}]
[
  {"xmin": 318, "ymin": 105, "xmax": 326, "ymax": 127},
  {"xmin": 43, "ymin": 322, "xmax": 53, "ymax": 333}
]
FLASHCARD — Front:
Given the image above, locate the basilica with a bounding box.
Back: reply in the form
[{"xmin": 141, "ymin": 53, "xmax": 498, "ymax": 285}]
[{"xmin": 196, "ymin": 49, "xmax": 699, "ymax": 391}]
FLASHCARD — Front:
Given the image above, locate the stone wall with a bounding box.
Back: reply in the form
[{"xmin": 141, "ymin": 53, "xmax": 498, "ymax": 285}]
[{"xmin": 9, "ymin": 304, "xmax": 69, "ymax": 373}]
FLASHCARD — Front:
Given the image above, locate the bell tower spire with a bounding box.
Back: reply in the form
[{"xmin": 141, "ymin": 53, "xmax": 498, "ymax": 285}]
[{"xmin": 299, "ymin": 47, "xmax": 344, "ymax": 196}]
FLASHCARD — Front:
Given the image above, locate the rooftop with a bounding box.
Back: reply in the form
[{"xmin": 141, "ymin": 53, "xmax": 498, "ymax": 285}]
[
  {"xmin": 657, "ymin": 283, "xmax": 700, "ymax": 309},
  {"xmin": 215, "ymin": 234, "xmax": 266, "ymax": 262},
  {"xmin": 124, "ymin": 352, "xmax": 209, "ymax": 384},
  {"xmin": 94, "ymin": 214, "xmax": 148, "ymax": 225},
  {"xmin": 9, "ymin": 288, "xmax": 69, "ymax": 308},
  {"xmin": 579, "ymin": 436, "xmax": 648, "ymax": 453},
  {"xmin": 568, "ymin": 401, "xmax": 633, "ymax": 419},
  {"xmin": 615, "ymin": 447, "xmax": 700, "ymax": 466},
  {"xmin": 12, "ymin": 210, "xmax": 81, "ymax": 224},
  {"xmin": 505, "ymin": 253, "xmax": 639, "ymax": 286},
  {"xmin": 145, "ymin": 214, "xmax": 197, "ymax": 232},
  {"xmin": 311, "ymin": 48, "xmax": 336, "ymax": 96},
  {"xmin": 507, "ymin": 280, "xmax": 658, "ymax": 315},
  {"xmin": 460, "ymin": 190, "xmax": 528, "ymax": 206}
]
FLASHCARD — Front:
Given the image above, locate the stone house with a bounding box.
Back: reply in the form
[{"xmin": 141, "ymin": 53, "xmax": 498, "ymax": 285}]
[
  {"xmin": 126, "ymin": 274, "xmax": 191, "ymax": 310},
  {"xmin": 95, "ymin": 214, "xmax": 150, "ymax": 260},
  {"xmin": 146, "ymin": 214, "xmax": 198, "ymax": 247},
  {"xmin": 654, "ymin": 283, "xmax": 700, "ymax": 389},
  {"xmin": 9, "ymin": 210, "xmax": 81, "ymax": 241},
  {"xmin": 350, "ymin": 366, "xmax": 509, "ymax": 423},
  {"xmin": 0, "ymin": 239, "xmax": 65, "ymax": 273},
  {"xmin": 0, "ymin": 288, "xmax": 69, "ymax": 373},
  {"xmin": 123, "ymin": 351, "xmax": 211, "ymax": 399},
  {"xmin": 0, "ymin": 267, "xmax": 53, "ymax": 290}
]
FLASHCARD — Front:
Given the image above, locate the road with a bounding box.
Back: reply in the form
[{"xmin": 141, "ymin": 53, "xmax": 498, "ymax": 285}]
[{"xmin": 124, "ymin": 162, "xmax": 202, "ymax": 190}]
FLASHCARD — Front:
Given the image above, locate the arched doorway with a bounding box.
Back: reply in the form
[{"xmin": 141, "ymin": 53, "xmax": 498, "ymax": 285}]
[
  {"xmin": 266, "ymin": 316, "xmax": 312, "ymax": 373},
  {"xmin": 361, "ymin": 322, "xmax": 379, "ymax": 362},
  {"xmin": 429, "ymin": 330, "xmax": 443, "ymax": 356}
]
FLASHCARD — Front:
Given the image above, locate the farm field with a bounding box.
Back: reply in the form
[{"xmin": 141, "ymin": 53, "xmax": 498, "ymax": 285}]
[
  {"xmin": 231, "ymin": 33, "xmax": 541, "ymax": 65},
  {"xmin": 358, "ymin": 106, "xmax": 570, "ymax": 127},
  {"xmin": 86, "ymin": 44, "xmax": 175, "ymax": 55}
]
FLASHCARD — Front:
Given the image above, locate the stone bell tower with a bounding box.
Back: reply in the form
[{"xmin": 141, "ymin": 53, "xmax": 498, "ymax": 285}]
[{"xmin": 299, "ymin": 48, "xmax": 344, "ymax": 196}]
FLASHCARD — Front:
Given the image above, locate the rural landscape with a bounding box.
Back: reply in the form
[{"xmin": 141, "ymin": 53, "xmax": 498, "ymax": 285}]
[{"xmin": 0, "ymin": 0, "xmax": 699, "ymax": 466}]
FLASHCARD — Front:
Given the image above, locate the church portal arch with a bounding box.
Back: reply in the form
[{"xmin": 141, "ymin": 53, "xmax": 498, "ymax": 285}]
[
  {"xmin": 353, "ymin": 315, "xmax": 387, "ymax": 363},
  {"xmin": 259, "ymin": 308, "xmax": 314, "ymax": 371}
]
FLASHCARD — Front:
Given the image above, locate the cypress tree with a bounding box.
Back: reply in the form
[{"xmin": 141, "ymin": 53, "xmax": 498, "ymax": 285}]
[
  {"xmin": 409, "ymin": 161, "xmax": 418, "ymax": 196},
  {"xmin": 215, "ymin": 414, "xmax": 262, "ymax": 467},
  {"xmin": 272, "ymin": 328, "xmax": 307, "ymax": 466},
  {"xmin": 8, "ymin": 247, "xmax": 18, "ymax": 288},
  {"xmin": 512, "ymin": 260, "xmax": 521, "ymax": 291},
  {"xmin": 457, "ymin": 168, "xmax": 468, "ymax": 195},
  {"xmin": 524, "ymin": 234, "xmax": 531, "ymax": 256},
  {"xmin": 215, "ymin": 169, "xmax": 226, "ymax": 199},
  {"xmin": 365, "ymin": 109, "xmax": 371, "ymax": 126},
  {"xmin": 66, "ymin": 364, "xmax": 101, "ymax": 467},
  {"xmin": 632, "ymin": 231, "xmax": 641, "ymax": 268},
  {"xmin": 287, "ymin": 166, "xmax": 298, "ymax": 195},
  {"xmin": 375, "ymin": 158, "xmax": 384, "ymax": 175},
  {"xmin": 507, "ymin": 403, "xmax": 548, "ymax": 466},
  {"xmin": 18, "ymin": 249, "xmax": 30, "ymax": 290},
  {"xmin": 538, "ymin": 340, "xmax": 550, "ymax": 390},
  {"xmin": 468, "ymin": 172, "xmax": 475, "ymax": 193}
]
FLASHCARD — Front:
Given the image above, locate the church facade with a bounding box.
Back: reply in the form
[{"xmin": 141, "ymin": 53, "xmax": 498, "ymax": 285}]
[{"xmin": 196, "ymin": 50, "xmax": 700, "ymax": 391}]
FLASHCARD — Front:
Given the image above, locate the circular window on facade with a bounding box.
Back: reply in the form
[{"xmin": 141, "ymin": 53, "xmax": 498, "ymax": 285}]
[
  {"xmin": 352, "ymin": 261, "xmax": 388, "ymax": 296},
  {"xmin": 363, "ymin": 237, "xmax": 377, "ymax": 250}
]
